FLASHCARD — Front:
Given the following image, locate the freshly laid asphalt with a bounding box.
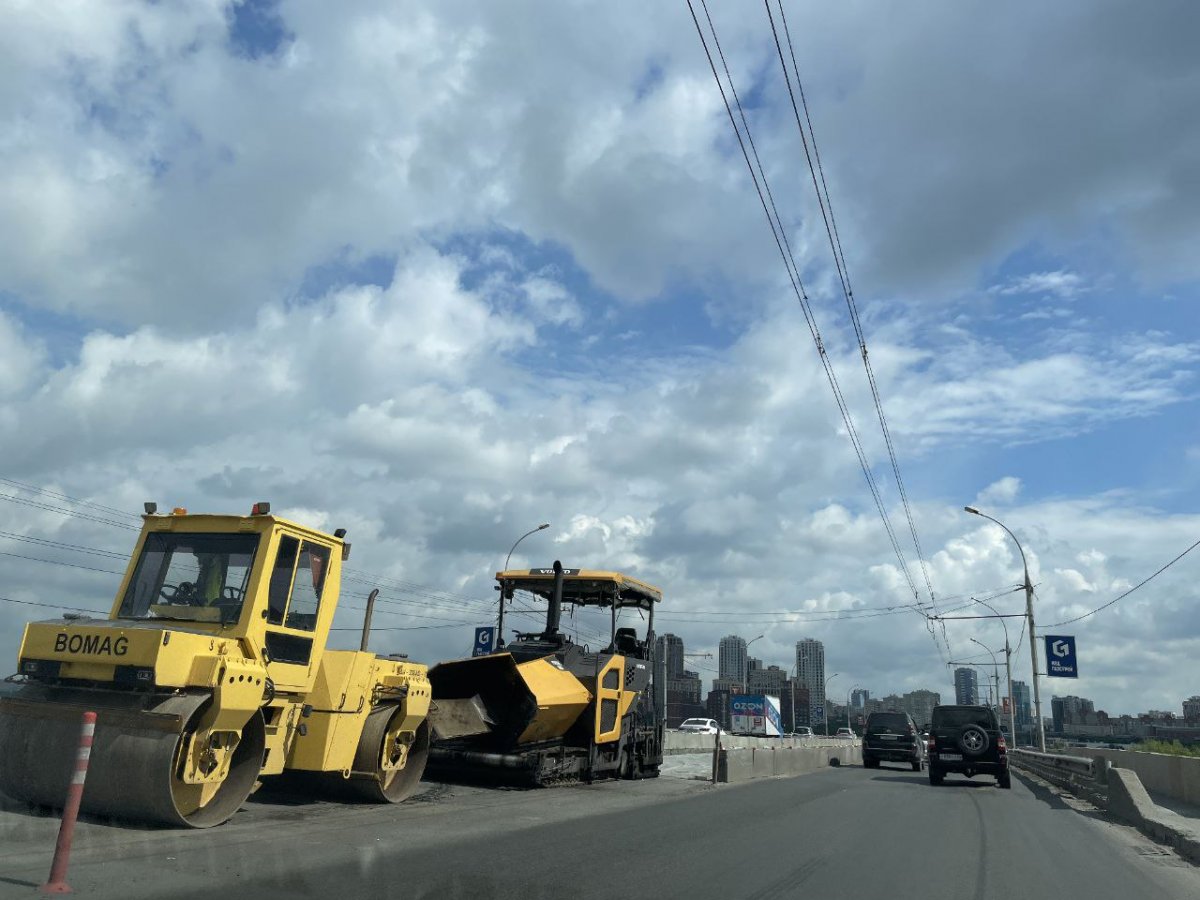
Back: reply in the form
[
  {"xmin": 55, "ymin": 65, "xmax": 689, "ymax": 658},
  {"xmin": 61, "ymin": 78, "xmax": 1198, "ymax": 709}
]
[{"xmin": 2, "ymin": 762, "xmax": 1198, "ymax": 899}]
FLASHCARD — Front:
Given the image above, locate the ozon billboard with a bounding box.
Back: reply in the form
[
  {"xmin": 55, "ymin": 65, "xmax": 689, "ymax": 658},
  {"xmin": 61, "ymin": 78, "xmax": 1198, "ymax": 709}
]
[{"xmin": 730, "ymin": 693, "xmax": 782, "ymax": 737}]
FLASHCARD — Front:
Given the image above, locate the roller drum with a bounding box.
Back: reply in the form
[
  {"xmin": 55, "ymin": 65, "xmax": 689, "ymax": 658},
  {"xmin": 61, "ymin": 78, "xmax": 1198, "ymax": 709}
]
[{"xmin": 0, "ymin": 685, "xmax": 264, "ymax": 828}]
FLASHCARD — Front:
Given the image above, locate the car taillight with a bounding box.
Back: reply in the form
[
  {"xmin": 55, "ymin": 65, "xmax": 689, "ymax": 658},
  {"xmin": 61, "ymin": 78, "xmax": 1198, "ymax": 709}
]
[
  {"xmin": 997, "ymin": 735, "xmax": 1007, "ymax": 754},
  {"xmin": 927, "ymin": 735, "xmax": 936, "ymax": 753}
]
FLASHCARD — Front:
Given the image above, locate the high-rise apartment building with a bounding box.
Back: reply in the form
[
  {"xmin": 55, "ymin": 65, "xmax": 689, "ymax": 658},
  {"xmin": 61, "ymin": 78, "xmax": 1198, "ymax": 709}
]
[
  {"xmin": 795, "ymin": 638, "xmax": 826, "ymax": 724},
  {"xmin": 954, "ymin": 667, "xmax": 978, "ymax": 705},
  {"xmin": 1012, "ymin": 681, "xmax": 1031, "ymax": 729},
  {"xmin": 1183, "ymin": 696, "xmax": 1200, "ymax": 722},
  {"xmin": 1050, "ymin": 695, "xmax": 1094, "ymax": 733},
  {"xmin": 656, "ymin": 633, "xmax": 685, "ymax": 679},
  {"xmin": 748, "ymin": 665, "xmax": 788, "ymax": 696},
  {"xmin": 665, "ymin": 670, "xmax": 704, "ymax": 728},
  {"xmin": 718, "ymin": 635, "xmax": 748, "ymax": 684},
  {"xmin": 902, "ymin": 690, "xmax": 941, "ymax": 728},
  {"xmin": 851, "ymin": 689, "xmax": 870, "ymax": 709}
]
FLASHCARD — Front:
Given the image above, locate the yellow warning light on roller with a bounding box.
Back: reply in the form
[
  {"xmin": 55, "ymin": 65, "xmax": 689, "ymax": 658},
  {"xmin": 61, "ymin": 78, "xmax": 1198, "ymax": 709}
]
[{"xmin": 172, "ymin": 507, "xmax": 187, "ymax": 516}]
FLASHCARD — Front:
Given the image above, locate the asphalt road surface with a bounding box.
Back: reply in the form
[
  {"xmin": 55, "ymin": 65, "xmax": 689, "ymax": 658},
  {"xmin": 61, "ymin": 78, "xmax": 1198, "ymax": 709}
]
[{"xmin": 2, "ymin": 764, "xmax": 1198, "ymax": 899}]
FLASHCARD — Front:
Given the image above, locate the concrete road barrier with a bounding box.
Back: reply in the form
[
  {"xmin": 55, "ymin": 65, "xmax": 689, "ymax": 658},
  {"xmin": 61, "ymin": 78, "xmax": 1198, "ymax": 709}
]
[
  {"xmin": 664, "ymin": 732, "xmax": 848, "ymax": 755},
  {"xmin": 1088, "ymin": 748, "xmax": 1200, "ymax": 810},
  {"xmin": 717, "ymin": 742, "xmax": 861, "ymax": 784},
  {"xmin": 1106, "ymin": 767, "xmax": 1200, "ymax": 866}
]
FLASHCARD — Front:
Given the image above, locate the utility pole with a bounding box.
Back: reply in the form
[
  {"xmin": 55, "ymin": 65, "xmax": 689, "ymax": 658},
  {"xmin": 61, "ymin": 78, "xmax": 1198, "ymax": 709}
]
[{"xmin": 965, "ymin": 507, "xmax": 1046, "ymax": 751}]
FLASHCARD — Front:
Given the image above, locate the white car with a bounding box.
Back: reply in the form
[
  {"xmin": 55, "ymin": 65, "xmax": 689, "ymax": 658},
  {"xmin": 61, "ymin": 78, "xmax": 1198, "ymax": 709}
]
[
  {"xmin": 677, "ymin": 718, "xmax": 721, "ymax": 735},
  {"xmin": 790, "ymin": 727, "xmax": 814, "ymax": 738},
  {"xmin": 835, "ymin": 727, "xmax": 856, "ymax": 740}
]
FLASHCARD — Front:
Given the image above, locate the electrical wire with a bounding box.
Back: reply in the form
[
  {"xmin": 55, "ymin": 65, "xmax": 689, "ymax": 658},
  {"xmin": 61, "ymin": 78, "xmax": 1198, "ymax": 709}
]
[
  {"xmin": 768, "ymin": 0, "xmax": 940, "ymax": 633},
  {"xmin": 0, "ymin": 477, "xmax": 141, "ymax": 521},
  {"xmin": 1, "ymin": 596, "xmax": 106, "ymax": 614},
  {"xmin": 0, "ymin": 529, "xmax": 130, "ymax": 559},
  {"xmin": 0, "ymin": 549, "xmax": 126, "ymax": 576},
  {"xmin": 0, "ymin": 491, "xmax": 140, "ymax": 531},
  {"xmin": 653, "ymin": 586, "xmax": 1018, "ymax": 621},
  {"xmin": 688, "ymin": 0, "xmax": 947, "ymax": 664},
  {"xmin": 1041, "ymin": 535, "xmax": 1200, "ymax": 627}
]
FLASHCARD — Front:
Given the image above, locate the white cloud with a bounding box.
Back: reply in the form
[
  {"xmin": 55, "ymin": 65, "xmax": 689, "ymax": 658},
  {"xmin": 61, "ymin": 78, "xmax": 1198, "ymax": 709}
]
[
  {"xmin": 1, "ymin": 1, "xmax": 1199, "ymax": 723},
  {"xmin": 976, "ymin": 477, "xmax": 1022, "ymax": 505},
  {"xmin": 993, "ymin": 270, "xmax": 1086, "ymax": 299}
]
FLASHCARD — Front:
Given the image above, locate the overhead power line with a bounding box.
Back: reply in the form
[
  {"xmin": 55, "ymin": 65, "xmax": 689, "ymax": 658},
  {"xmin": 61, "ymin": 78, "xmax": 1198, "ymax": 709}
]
[
  {"xmin": 0, "ymin": 477, "xmax": 141, "ymax": 522},
  {"xmin": 0, "ymin": 492, "xmax": 140, "ymax": 531},
  {"xmin": 766, "ymin": 0, "xmax": 940, "ymax": 625},
  {"xmin": 0, "ymin": 549, "xmax": 126, "ymax": 576},
  {"xmin": 1, "ymin": 596, "xmax": 106, "ymax": 614},
  {"xmin": 687, "ymin": 0, "xmax": 945, "ymax": 664},
  {"xmin": 1042, "ymin": 536, "xmax": 1200, "ymax": 627}
]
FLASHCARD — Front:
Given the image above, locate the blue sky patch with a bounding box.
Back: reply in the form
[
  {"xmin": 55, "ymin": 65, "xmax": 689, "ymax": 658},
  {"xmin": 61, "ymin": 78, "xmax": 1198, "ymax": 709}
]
[{"xmin": 227, "ymin": 0, "xmax": 292, "ymax": 60}]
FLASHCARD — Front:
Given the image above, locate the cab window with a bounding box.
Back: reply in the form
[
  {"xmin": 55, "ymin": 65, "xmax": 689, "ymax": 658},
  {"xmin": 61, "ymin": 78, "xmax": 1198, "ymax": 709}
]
[
  {"xmin": 285, "ymin": 543, "xmax": 329, "ymax": 632},
  {"xmin": 267, "ymin": 536, "xmax": 298, "ymax": 625}
]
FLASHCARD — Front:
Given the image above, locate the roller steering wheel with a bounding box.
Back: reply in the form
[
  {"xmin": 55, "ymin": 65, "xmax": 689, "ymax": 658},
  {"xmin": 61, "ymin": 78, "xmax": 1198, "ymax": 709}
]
[{"xmin": 159, "ymin": 581, "xmax": 198, "ymax": 604}]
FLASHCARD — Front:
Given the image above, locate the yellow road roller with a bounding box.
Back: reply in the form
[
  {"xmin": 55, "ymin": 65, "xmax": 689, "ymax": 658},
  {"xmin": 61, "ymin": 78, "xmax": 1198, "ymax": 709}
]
[
  {"xmin": 427, "ymin": 561, "xmax": 664, "ymax": 785},
  {"xmin": 0, "ymin": 503, "xmax": 431, "ymax": 827}
]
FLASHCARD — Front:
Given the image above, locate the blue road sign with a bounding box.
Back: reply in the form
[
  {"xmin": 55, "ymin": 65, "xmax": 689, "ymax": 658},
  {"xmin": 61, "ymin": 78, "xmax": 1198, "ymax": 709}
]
[
  {"xmin": 813, "ymin": 705, "xmax": 824, "ymax": 718},
  {"xmin": 1045, "ymin": 635, "xmax": 1078, "ymax": 678},
  {"xmin": 472, "ymin": 626, "xmax": 495, "ymax": 657}
]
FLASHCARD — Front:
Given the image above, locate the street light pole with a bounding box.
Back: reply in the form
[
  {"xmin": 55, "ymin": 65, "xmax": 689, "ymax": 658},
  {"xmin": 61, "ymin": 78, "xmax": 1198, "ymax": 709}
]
[
  {"xmin": 847, "ymin": 685, "xmax": 860, "ymax": 734},
  {"xmin": 824, "ymin": 673, "xmax": 839, "ymax": 735},
  {"xmin": 970, "ymin": 638, "xmax": 1001, "ymax": 719},
  {"xmin": 965, "ymin": 506, "xmax": 1045, "ymax": 751},
  {"xmin": 745, "ymin": 634, "xmax": 764, "ymax": 686},
  {"xmin": 497, "ymin": 523, "xmax": 550, "ymax": 648},
  {"xmin": 975, "ymin": 596, "xmax": 1017, "ymax": 745},
  {"xmin": 790, "ymin": 661, "xmax": 799, "ymax": 735}
]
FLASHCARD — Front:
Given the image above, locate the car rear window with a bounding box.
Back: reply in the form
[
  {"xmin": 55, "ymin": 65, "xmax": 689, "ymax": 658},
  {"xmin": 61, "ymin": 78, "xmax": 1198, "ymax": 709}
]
[
  {"xmin": 933, "ymin": 708, "xmax": 996, "ymax": 729},
  {"xmin": 867, "ymin": 713, "xmax": 909, "ymax": 731}
]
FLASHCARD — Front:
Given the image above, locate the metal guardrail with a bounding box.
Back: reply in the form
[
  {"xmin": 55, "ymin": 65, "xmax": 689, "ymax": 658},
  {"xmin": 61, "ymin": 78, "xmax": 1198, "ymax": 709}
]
[
  {"xmin": 1010, "ymin": 748, "xmax": 1097, "ymax": 778},
  {"xmin": 1009, "ymin": 748, "xmax": 1109, "ymax": 804}
]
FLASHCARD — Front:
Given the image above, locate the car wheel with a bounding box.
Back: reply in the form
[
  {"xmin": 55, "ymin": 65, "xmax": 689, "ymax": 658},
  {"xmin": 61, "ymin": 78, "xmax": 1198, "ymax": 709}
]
[
  {"xmin": 928, "ymin": 766, "xmax": 944, "ymax": 786},
  {"xmin": 911, "ymin": 759, "xmax": 921, "ymax": 772},
  {"xmin": 998, "ymin": 772, "xmax": 1012, "ymax": 790}
]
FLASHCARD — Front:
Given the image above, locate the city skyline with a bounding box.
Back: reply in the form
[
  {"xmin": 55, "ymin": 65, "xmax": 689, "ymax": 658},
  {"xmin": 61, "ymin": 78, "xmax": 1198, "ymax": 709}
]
[{"xmin": 658, "ymin": 630, "xmax": 1197, "ymax": 724}]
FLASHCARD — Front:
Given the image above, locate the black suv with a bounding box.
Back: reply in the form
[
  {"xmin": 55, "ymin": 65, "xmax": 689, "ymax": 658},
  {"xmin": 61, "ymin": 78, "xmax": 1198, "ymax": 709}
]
[
  {"xmin": 927, "ymin": 705, "xmax": 1010, "ymax": 789},
  {"xmin": 862, "ymin": 710, "xmax": 924, "ymax": 771}
]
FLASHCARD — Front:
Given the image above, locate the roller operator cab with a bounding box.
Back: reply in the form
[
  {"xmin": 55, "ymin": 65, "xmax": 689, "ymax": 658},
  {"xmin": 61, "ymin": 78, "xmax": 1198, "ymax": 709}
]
[
  {"xmin": 0, "ymin": 504, "xmax": 432, "ymax": 827},
  {"xmin": 427, "ymin": 561, "xmax": 664, "ymax": 785}
]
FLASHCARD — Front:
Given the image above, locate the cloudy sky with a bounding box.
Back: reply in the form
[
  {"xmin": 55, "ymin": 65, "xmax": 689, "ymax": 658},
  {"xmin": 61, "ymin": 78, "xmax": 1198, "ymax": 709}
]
[{"xmin": 1, "ymin": 0, "xmax": 1197, "ymax": 718}]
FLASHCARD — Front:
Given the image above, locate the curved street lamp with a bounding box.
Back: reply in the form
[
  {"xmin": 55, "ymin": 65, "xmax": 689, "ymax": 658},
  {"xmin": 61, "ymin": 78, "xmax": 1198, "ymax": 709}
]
[
  {"xmin": 964, "ymin": 506, "xmax": 1045, "ymax": 751},
  {"xmin": 496, "ymin": 523, "xmax": 550, "ymax": 648},
  {"xmin": 824, "ymin": 673, "xmax": 840, "ymax": 735},
  {"xmin": 970, "ymin": 638, "xmax": 1002, "ymax": 712},
  {"xmin": 744, "ymin": 634, "xmax": 764, "ymax": 689}
]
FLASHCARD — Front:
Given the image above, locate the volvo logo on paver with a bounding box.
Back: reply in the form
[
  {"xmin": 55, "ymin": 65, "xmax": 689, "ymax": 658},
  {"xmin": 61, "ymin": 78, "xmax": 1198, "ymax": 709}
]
[{"xmin": 1044, "ymin": 634, "xmax": 1078, "ymax": 678}]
